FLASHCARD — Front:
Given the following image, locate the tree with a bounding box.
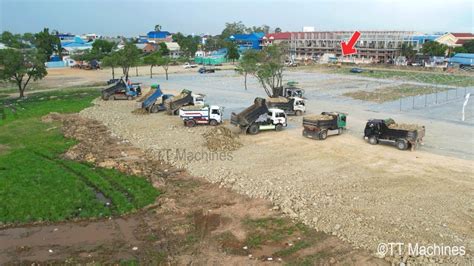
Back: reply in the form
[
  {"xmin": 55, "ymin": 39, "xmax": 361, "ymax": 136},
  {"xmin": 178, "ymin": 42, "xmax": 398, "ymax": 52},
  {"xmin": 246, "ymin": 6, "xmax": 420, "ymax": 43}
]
[
  {"xmin": 421, "ymin": 41, "xmax": 448, "ymax": 56},
  {"xmin": 154, "ymin": 24, "xmax": 162, "ymax": 32},
  {"xmin": 0, "ymin": 49, "xmax": 47, "ymax": 98},
  {"xmin": 101, "ymin": 52, "xmax": 120, "ymax": 79},
  {"xmin": 116, "ymin": 42, "xmax": 141, "ymax": 80},
  {"xmin": 274, "ymin": 27, "xmax": 282, "ymax": 33},
  {"xmin": 221, "ymin": 21, "xmax": 247, "ymax": 39},
  {"xmin": 225, "ymin": 42, "xmax": 240, "ymax": 63},
  {"xmin": 34, "ymin": 28, "xmax": 61, "ymax": 60},
  {"xmin": 400, "ymin": 43, "xmax": 416, "ymax": 61},
  {"xmin": 462, "ymin": 40, "xmax": 474, "ymax": 53},
  {"xmin": 253, "ymin": 45, "xmax": 285, "ymax": 97},
  {"xmin": 173, "ymin": 33, "xmax": 201, "ymax": 57},
  {"xmin": 236, "ymin": 49, "xmax": 260, "ymax": 90},
  {"xmin": 248, "ymin": 25, "xmax": 270, "ymax": 34},
  {"xmin": 0, "ymin": 31, "xmax": 29, "ymax": 49},
  {"xmin": 91, "ymin": 39, "xmax": 114, "ymax": 56},
  {"xmin": 158, "ymin": 56, "xmax": 172, "ymax": 80},
  {"xmin": 143, "ymin": 52, "xmax": 161, "ymax": 79},
  {"xmin": 158, "ymin": 42, "xmax": 170, "ymax": 56},
  {"xmin": 453, "ymin": 46, "xmax": 468, "ymax": 55}
]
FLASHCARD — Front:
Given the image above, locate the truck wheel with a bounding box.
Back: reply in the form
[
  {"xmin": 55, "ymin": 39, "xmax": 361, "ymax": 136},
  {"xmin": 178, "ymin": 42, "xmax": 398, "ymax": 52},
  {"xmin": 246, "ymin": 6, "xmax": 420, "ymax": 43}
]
[
  {"xmin": 368, "ymin": 136, "xmax": 378, "ymax": 145},
  {"xmin": 396, "ymin": 140, "xmax": 408, "ymax": 150},
  {"xmin": 275, "ymin": 124, "xmax": 283, "ymax": 131},
  {"xmin": 173, "ymin": 109, "xmax": 179, "ymax": 115},
  {"xmin": 248, "ymin": 124, "xmax": 259, "ymax": 135},
  {"xmin": 295, "ymin": 110, "xmax": 303, "ymax": 116},
  {"xmin": 127, "ymin": 96, "xmax": 132, "ymax": 100},
  {"xmin": 185, "ymin": 120, "xmax": 196, "ymax": 127},
  {"xmin": 302, "ymin": 129, "xmax": 308, "ymax": 137},
  {"xmin": 209, "ymin": 119, "xmax": 218, "ymax": 126},
  {"xmin": 151, "ymin": 105, "xmax": 159, "ymax": 113},
  {"xmin": 319, "ymin": 130, "xmax": 328, "ymax": 140}
]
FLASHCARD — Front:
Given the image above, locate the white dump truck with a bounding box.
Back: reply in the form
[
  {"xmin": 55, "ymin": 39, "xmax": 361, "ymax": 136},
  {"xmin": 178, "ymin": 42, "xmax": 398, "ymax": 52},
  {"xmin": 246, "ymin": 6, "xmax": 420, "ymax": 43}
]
[
  {"xmin": 266, "ymin": 96, "xmax": 306, "ymax": 116},
  {"xmin": 230, "ymin": 98, "xmax": 287, "ymax": 134},
  {"xmin": 179, "ymin": 105, "xmax": 223, "ymax": 127}
]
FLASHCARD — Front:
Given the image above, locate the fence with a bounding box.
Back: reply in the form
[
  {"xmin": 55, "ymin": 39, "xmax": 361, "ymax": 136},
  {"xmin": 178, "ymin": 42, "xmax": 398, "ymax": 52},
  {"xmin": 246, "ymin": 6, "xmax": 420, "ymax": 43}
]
[{"xmin": 398, "ymin": 87, "xmax": 473, "ymax": 111}]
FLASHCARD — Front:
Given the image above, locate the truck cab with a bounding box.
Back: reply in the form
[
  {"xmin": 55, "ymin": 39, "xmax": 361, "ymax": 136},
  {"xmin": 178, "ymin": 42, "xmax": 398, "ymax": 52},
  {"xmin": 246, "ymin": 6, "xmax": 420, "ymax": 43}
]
[
  {"xmin": 192, "ymin": 94, "xmax": 205, "ymax": 106},
  {"xmin": 293, "ymin": 97, "xmax": 306, "ymax": 114},
  {"xmin": 179, "ymin": 105, "xmax": 223, "ymax": 127},
  {"xmin": 267, "ymin": 108, "xmax": 287, "ymax": 126}
]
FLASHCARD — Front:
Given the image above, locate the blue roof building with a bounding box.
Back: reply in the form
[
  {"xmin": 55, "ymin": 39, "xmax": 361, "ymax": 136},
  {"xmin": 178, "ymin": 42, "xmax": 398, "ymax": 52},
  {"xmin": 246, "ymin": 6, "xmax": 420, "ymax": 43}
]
[
  {"xmin": 449, "ymin": 53, "xmax": 474, "ymax": 66},
  {"xmin": 147, "ymin": 31, "xmax": 171, "ymax": 39},
  {"xmin": 229, "ymin": 32, "xmax": 265, "ymax": 50}
]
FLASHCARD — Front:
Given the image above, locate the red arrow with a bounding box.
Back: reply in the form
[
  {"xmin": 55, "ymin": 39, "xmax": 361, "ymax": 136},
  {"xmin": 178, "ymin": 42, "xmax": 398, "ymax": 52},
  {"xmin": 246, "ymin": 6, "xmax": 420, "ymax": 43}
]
[{"xmin": 341, "ymin": 31, "xmax": 361, "ymax": 56}]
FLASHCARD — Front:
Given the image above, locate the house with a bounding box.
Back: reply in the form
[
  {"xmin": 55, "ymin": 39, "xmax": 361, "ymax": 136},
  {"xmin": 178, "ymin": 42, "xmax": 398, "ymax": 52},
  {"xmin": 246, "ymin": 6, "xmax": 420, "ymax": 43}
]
[
  {"xmin": 164, "ymin": 42, "xmax": 181, "ymax": 58},
  {"xmin": 436, "ymin": 33, "xmax": 474, "ymax": 47},
  {"xmin": 147, "ymin": 31, "xmax": 172, "ymax": 43},
  {"xmin": 61, "ymin": 36, "xmax": 93, "ymax": 54},
  {"xmin": 229, "ymin": 32, "xmax": 265, "ymax": 50},
  {"xmin": 262, "ymin": 32, "xmax": 291, "ymax": 46}
]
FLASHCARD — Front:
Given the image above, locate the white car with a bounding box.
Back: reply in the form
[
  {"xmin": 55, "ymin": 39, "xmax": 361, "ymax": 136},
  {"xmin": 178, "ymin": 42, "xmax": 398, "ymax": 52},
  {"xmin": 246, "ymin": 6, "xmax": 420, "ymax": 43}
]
[{"xmin": 183, "ymin": 63, "xmax": 198, "ymax": 69}]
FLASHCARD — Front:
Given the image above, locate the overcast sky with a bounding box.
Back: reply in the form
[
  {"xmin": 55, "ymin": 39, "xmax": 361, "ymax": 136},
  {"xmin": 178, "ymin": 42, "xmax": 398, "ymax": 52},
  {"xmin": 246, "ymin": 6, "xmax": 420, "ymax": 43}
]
[{"xmin": 0, "ymin": 0, "xmax": 472, "ymax": 36}]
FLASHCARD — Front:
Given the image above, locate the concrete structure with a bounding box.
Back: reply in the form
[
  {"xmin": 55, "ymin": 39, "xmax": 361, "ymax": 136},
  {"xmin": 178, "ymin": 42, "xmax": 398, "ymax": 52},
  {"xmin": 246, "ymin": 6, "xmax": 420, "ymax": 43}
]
[
  {"xmin": 289, "ymin": 31, "xmax": 416, "ymax": 63},
  {"xmin": 436, "ymin": 33, "xmax": 474, "ymax": 47}
]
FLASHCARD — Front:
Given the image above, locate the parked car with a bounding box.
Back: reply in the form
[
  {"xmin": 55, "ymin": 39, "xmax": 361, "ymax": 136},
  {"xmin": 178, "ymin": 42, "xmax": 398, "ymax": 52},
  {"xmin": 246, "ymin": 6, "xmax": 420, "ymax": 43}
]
[
  {"xmin": 350, "ymin": 68, "xmax": 364, "ymax": 73},
  {"xmin": 198, "ymin": 67, "xmax": 216, "ymax": 74},
  {"xmin": 183, "ymin": 62, "xmax": 198, "ymax": 69}
]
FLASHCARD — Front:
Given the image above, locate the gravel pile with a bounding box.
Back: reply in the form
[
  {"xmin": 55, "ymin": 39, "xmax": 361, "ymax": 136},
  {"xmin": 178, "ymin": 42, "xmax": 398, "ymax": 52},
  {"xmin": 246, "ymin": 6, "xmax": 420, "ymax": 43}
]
[
  {"xmin": 202, "ymin": 126, "xmax": 242, "ymax": 152},
  {"xmin": 387, "ymin": 122, "xmax": 424, "ymax": 131},
  {"xmin": 80, "ymin": 98, "xmax": 474, "ymax": 265},
  {"xmin": 304, "ymin": 114, "xmax": 333, "ymax": 121}
]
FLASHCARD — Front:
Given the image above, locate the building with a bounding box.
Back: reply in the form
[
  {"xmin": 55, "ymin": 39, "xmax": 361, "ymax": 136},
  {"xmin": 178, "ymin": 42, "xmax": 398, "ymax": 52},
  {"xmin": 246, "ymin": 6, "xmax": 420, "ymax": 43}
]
[
  {"xmin": 229, "ymin": 32, "xmax": 265, "ymax": 50},
  {"xmin": 289, "ymin": 31, "xmax": 417, "ymax": 63},
  {"xmin": 164, "ymin": 42, "xmax": 181, "ymax": 58},
  {"xmin": 61, "ymin": 36, "xmax": 93, "ymax": 54},
  {"xmin": 262, "ymin": 32, "xmax": 291, "ymax": 47},
  {"xmin": 411, "ymin": 33, "xmax": 444, "ymax": 49},
  {"xmin": 147, "ymin": 31, "xmax": 172, "ymax": 43},
  {"xmin": 436, "ymin": 33, "xmax": 474, "ymax": 47}
]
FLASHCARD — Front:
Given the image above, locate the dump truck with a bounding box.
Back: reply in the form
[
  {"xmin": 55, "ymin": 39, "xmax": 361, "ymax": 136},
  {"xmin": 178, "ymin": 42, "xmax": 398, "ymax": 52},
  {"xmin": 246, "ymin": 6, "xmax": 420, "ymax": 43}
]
[
  {"xmin": 179, "ymin": 105, "xmax": 223, "ymax": 127},
  {"xmin": 274, "ymin": 81, "xmax": 305, "ymax": 98},
  {"xmin": 164, "ymin": 89, "xmax": 205, "ymax": 115},
  {"xmin": 267, "ymin": 97, "xmax": 306, "ymax": 116},
  {"xmin": 230, "ymin": 97, "xmax": 287, "ymax": 134},
  {"xmin": 101, "ymin": 79, "xmax": 138, "ymax": 100},
  {"xmin": 302, "ymin": 112, "xmax": 347, "ymax": 140},
  {"xmin": 141, "ymin": 85, "xmax": 174, "ymax": 113},
  {"xmin": 364, "ymin": 118, "xmax": 425, "ymax": 151}
]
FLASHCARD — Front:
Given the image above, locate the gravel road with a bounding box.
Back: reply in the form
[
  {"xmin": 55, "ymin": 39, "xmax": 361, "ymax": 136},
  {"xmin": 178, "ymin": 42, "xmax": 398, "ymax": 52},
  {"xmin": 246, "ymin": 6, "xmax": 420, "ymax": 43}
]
[{"xmin": 80, "ymin": 71, "xmax": 474, "ymax": 264}]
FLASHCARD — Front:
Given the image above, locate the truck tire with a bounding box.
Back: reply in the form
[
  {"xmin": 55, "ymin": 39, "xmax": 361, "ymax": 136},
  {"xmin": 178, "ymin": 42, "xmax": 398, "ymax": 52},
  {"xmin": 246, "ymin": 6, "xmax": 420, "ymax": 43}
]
[
  {"xmin": 319, "ymin": 130, "xmax": 328, "ymax": 140},
  {"xmin": 302, "ymin": 129, "xmax": 308, "ymax": 137},
  {"xmin": 396, "ymin": 140, "xmax": 408, "ymax": 150},
  {"xmin": 368, "ymin": 136, "xmax": 378, "ymax": 145},
  {"xmin": 295, "ymin": 110, "xmax": 303, "ymax": 116},
  {"xmin": 248, "ymin": 124, "xmax": 259, "ymax": 135},
  {"xmin": 185, "ymin": 119, "xmax": 196, "ymax": 127},
  {"xmin": 275, "ymin": 124, "xmax": 283, "ymax": 131},
  {"xmin": 209, "ymin": 119, "xmax": 218, "ymax": 126},
  {"xmin": 127, "ymin": 96, "xmax": 132, "ymax": 100},
  {"xmin": 151, "ymin": 105, "xmax": 160, "ymax": 113}
]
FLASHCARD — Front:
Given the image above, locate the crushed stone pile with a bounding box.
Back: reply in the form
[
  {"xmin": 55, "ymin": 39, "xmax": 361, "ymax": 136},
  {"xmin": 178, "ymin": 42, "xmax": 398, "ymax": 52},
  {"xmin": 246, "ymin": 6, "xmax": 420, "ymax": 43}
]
[
  {"xmin": 202, "ymin": 126, "xmax": 242, "ymax": 152},
  {"xmin": 304, "ymin": 114, "xmax": 333, "ymax": 121},
  {"xmin": 388, "ymin": 123, "xmax": 424, "ymax": 131}
]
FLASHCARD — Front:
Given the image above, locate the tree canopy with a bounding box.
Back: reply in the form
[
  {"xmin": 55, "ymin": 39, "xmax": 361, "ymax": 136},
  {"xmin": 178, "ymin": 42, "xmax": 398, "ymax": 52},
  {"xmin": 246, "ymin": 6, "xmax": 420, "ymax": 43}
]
[
  {"xmin": 34, "ymin": 28, "xmax": 61, "ymax": 60},
  {"xmin": 421, "ymin": 41, "xmax": 448, "ymax": 56},
  {"xmin": 115, "ymin": 42, "xmax": 141, "ymax": 80},
  {"xmin": 0, "ymin": 48, "xmax": 47, "ymax": 97}
]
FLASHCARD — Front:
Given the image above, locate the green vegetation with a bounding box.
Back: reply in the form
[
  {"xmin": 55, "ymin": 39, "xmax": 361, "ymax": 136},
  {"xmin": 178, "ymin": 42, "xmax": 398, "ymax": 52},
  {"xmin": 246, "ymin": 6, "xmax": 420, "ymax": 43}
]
[
  {"xmin": 0, "ymin": 89, "xmax": 159, "ymax": 223},
  {"xmin": 343, "ymin": 84, "xmax": 449, "ymax": 103},
  {"xmin": 327, "ymin": 67, "xmax": 474, "ymax": 87}
]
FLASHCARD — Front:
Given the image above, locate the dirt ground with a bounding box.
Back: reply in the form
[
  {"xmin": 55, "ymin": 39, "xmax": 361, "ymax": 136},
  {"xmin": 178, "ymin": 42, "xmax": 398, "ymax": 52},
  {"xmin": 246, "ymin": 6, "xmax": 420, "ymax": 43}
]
[
  {"xmin": 80, "ymin": 90, "xmax": 474, "ymax": 264},
  {"xmin": 0, "ymin": 114, "xmax": 384, "ymax": 265}
]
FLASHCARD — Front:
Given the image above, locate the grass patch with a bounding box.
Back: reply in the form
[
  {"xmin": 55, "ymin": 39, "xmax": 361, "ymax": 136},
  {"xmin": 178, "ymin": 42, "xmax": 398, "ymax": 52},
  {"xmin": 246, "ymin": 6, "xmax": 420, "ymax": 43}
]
[
  {"xmin": 335, "ymin": 67, "xmax": 474, "ymax": 87},
  {"xmin": 0, "ymin": 89, "xmax": 160, "ymax": 223},
  {"xmin": 343, "ymin": 84, "xmax": 448, "ymax": 103},
  {"xmin": 287, "ymin": 250, "xmax": 333, "ymax": 266}
]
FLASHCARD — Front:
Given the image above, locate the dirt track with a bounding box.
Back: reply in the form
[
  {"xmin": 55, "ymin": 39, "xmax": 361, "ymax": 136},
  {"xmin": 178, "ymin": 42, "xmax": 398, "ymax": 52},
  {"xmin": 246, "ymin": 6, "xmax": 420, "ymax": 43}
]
[{"xmin": 80, "ymin": 93, "xmax": 474, "ymax": 264}]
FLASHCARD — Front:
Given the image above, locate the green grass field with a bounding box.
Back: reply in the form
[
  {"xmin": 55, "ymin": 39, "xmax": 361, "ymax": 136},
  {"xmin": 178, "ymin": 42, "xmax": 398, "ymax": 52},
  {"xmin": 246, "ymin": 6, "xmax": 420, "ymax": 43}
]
[{"xmin": 0, "ymin": 89, "xmax": 160, "ymax": 223}]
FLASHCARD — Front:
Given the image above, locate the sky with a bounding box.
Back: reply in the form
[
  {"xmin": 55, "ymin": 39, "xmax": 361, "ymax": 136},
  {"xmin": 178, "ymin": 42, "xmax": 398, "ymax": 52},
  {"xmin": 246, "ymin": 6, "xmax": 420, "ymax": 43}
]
[{"xmin": 0, "ymin": 0, "xmax": 472, "ymax": 36}]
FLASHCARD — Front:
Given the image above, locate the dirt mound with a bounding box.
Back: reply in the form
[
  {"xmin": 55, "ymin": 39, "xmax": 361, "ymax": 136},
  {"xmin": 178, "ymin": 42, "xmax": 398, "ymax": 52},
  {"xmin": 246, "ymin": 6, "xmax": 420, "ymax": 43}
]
[
  {"xmin": 202, "ymin": 126, "xmax": 242, "ymax": 152},
  {"xmin": 304, "ymin": 114, "xmax": 333, "ymax": 121},
  {"xmin": 132, "ymin": 108, "xmax": 149, "ymax": 115},
  {"xmin": 41, "ymin": 112, "xmax": 64, "ymax": 123},
  {"xmin": 388, "ymin": 123, "xmax": 424, "ymax": 131}
]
